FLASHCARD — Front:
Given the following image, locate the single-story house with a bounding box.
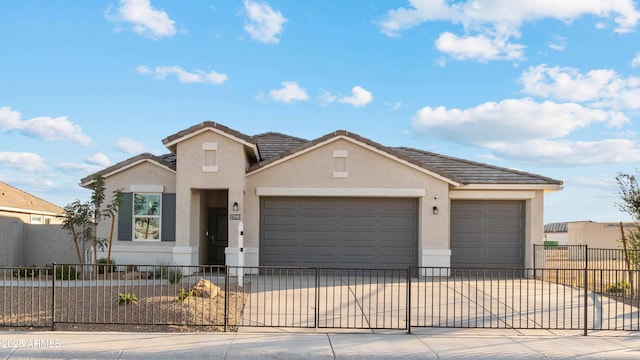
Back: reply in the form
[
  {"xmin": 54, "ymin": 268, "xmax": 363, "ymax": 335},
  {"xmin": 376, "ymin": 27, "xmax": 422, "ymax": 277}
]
[
  {"xmin": 544, "ymin": 221, "xmax": 636, "ymax": 248},
  {"xmin": 0, "ymin": 181, "xmax": 63, "ymax": 224},
  {"xmin": 81, "ymin": 122, "xmax": 563, "ymax": 270}
]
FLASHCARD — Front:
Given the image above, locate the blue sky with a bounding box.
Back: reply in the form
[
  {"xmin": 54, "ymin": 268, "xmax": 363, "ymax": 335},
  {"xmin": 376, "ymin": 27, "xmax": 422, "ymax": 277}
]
[{"xmin": 2, "ymin": 0, "xmax": 640, "ymax": 224}]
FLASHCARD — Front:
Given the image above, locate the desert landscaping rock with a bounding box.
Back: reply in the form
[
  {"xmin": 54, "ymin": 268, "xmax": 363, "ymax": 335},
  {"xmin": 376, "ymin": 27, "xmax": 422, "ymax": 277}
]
[{"xmin": 191, "ymin": 278, "xmax": 220, "ymax": 299}]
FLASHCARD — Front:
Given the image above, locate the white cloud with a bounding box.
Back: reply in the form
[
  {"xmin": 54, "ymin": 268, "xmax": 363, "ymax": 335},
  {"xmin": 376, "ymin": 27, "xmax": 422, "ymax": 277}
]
[
  {"xmin": 0, "ymin": 152, "xmax": 47, "ymax": 172},
  {"xmin": 0, "ymin": 106, "xmax": 92, "ymax": 145},
  {"xmin": 435, "ymin": 31, "xmax": 525, "ymax": 62},
  {"xmin": 520, "ymin": 64, "xmax": 640, "ymax": 110},
  {"xmin": 268, "ymin": 81, "xmax": 308, "ymax": 103},
  {"xmin": 411, "ymin": 98, "xmax": 637, "ymax": 165},
  {"xmin": 116, "ymin": 138, "xmax": 146, "ymax": 154},
  {"xmin": 137, "ymin": 65, "xmax": 227, "ymax": 85},
  {"xmin": 109, "ymin": 0, "xmax": 176, "ymax": 39},
  {"xmin": 487, "ymin": 139, "xmax": 640, "ymax": 166},
  {"xmin": 379, "ymin": 0, "xmax": 640, "ymax": 62},
  {"xmin": 548, "ymin": 35, "xmax": 566, "ymax": 51},
  {"xmin": 339, "ymin": 86, "xmax": 373, "ymax": 108},
  {"xmin": 86, "ymin": 152, "xmax": 111, "ymax": 167},
  {"xmin": 318, "ymin": 90, "xmax": 338, "ymax": 105},
  {"xmin": 57, "ymin": 162, "xmax": 104, "ymax": 175},
  {"xmin": 379, "ymin": 0, "xmax": 640, "ymax": 36},
  {"xmin": 386, "ymin": 102, "xmax": 403, "ymax": 111},
  {"xmin": 632, "ymin": 52, "xmax": 640, "ymax": 68},
  {"xmin": 243, "ymin": 0, "xmax": 287, "ymax": 44}
]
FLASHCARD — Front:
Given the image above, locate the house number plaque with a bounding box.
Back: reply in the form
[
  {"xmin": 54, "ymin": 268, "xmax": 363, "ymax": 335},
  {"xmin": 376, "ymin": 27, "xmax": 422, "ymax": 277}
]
[{"xmin": 229, "ymin": 214, "xmax": 241, "ymax": 220}]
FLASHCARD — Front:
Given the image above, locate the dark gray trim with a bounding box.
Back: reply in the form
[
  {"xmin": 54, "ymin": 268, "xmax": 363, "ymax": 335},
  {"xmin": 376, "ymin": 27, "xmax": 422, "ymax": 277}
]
[
  {"xmin": 118, "ymin": 193, "xmax": 133, "ymax": 241},
  {"xmin": 161, "ymin": 193, "xmax": 176, "ymax": 242}
]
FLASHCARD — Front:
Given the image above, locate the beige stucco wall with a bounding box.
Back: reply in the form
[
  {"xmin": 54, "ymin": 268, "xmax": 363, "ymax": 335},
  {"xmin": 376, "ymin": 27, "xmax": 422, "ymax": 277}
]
[
  {"xmin": 173, "ymin": 130, "xmax": 248, "ymax": 265},
  {"xmin": 568, "ymin": 222, "xmax": 631, "ymax": 248},
  {"xmin": 244, "ymin": 137, "xmax": 451, "ymax": 267},
  {"xmin": 97, "ymin": 160, "xmax": 177, "ymax": 265},
  {"xmin": 0, "ymin": 209, "xmax": 62, "ymax": 224}
]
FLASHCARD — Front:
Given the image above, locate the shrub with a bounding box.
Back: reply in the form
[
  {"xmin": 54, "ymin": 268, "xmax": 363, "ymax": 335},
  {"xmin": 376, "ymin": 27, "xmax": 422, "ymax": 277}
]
[
  {"xmin": 55, "ymin": 264, "xmax": 78, "ymax": 280},
  {"xmin": 12, "ymin": 265, "xmax": 41, "ymax": 278},
  {"xmin": 152, "ymin": 266, "xmax": 183, "ymax": 284},
  {"xmin": 606, "ymin": 280, "xmax": 631, "ymax": 294},
  {"xmin": 117, "ymin": 293, "xmax": 138, "ymax": 305},
  {"xmin": 96, "ymin": 258, "xmax": 116, "ymax": 274},
  {"xmin": 176, "ymin": 288, "xmax": 194, "ymax": 302}
]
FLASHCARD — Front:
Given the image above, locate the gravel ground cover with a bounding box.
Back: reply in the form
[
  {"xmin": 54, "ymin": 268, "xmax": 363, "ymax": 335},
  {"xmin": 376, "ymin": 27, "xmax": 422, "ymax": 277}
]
[{"xmin": 0, "ymin": 273, "xmax": 249, "ymax": 332}]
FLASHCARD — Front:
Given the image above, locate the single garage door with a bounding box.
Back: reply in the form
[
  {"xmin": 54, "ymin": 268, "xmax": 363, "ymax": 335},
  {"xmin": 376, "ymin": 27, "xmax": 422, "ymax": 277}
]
[
  {"xmin": 260, "ymin": 197, "xmax": 418, "ymax": 268},
  {"xmin": 450, "ymin": 200, "xmax": 524, "ymax": 268}
]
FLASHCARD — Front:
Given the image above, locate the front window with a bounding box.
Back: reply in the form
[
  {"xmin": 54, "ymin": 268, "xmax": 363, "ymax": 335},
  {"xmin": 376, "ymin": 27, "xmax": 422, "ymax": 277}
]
[
  {"xmin": 133, "ymin": 193, "xmax": 161, "ymax": 240},
  {"xmin": 30, "ymin": 215, "xmax": 42, "ymax": 224}
]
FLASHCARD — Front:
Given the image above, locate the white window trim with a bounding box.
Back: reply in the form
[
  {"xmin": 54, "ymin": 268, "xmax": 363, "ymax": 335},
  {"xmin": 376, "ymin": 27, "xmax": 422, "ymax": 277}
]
[{"xmin": 133, "ymin": 193, "xmax": 162, "ymax": 242}]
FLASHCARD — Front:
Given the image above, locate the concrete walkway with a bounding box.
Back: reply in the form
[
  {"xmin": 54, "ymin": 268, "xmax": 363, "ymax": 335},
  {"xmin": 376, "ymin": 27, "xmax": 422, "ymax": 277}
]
[{"xmin": 2, "ymin": 328, "xmax": 640, "ymax": 359}]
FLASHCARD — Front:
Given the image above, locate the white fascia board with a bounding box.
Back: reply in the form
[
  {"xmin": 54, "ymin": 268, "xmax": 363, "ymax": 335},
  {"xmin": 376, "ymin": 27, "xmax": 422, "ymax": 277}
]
[
  {"xmin": 449, "ymin": 190, "xmax": 536, "ymax": 200},
  {"xmin": 164, "ymin": 127, "xmax": 259, "ymax": 160},
  {"xmin": 454, "ymin": 184, "xmax": 563, "ymax": 192},
  {"xmin": 248, "ymin": 135, "xmax": 460, "ymax": 186},
  {"xmin": 0, "ymin": 206, "xmax": 62, "ymax": 216},
  {"xmin": 256, "ymin": 187, "xmax": 426, "ymax": 197}
]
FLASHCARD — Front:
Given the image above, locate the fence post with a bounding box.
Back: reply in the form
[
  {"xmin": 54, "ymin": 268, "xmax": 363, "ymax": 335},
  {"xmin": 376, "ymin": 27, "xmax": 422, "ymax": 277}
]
[
  {"xmin": 583, "ymin": 246, "xmax": 588, "ymax": 336},
  {"xmin": 406, "ymin": 267, "xmax": 412, "ymax": 334},
  {"xmin": 51, "ymin": 262, "xmax": 56, "ymax": 331},
  {"xmin": 315, "ymin": 267, "xmax": 320, "ymax": 330},
  {"xmin": 224, "ymin": 265, "xmax": 229, "ymax": 332}
]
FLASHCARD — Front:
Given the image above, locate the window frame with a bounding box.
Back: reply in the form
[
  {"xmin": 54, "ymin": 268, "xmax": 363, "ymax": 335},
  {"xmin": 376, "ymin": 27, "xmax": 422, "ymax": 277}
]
[{"xmin": 132, "ymin": 193, "xmax": 162, "ymax": 241}]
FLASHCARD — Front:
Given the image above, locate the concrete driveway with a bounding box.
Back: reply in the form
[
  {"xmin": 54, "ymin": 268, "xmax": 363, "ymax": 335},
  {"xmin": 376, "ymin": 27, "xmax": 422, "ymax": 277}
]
[{"xmin": 239, "ymin": 273, "xmax": 638, "ymax": 332}]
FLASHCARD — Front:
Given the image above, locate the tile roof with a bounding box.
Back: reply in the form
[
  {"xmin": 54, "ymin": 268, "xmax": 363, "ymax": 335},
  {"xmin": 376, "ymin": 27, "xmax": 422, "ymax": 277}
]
[
  {"xmin": 391, "ymin": 147, "xmax": 563, "ymax": 185},
  {"xmin": 251, "ymin": 132, "xmax": 308, "ymax": 160},
  {"xmin": 0, "ymin": 181, "xmax": 63, "ymax": 214},
  {"xmin": 81, "ymin": 122, "xmax": 563, "ymax": 188},
  {"xmin": 544, "ymin": 222, "xmax": 568, "ymax": 233}
]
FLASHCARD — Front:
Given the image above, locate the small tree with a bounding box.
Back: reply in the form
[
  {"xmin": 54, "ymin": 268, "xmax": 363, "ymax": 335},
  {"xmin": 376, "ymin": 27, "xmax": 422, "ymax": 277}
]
[
  {"xmin": 104, "ymin": 189, "xmax": 123, "ymax": 271},
  {"xmin": 615, "ymin": 171, "xmax": 640, "ymax": 295},
  {"xmin": 91, "ymin": 175, "xmax": 106, "ymax": 266},
  {"xmin": 60, "ymin": 200, "xmax": 93, "ymax": 264}
]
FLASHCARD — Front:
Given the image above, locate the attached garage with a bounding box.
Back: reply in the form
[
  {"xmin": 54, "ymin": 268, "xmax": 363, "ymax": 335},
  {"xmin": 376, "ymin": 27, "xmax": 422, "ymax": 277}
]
[
  {"xmin": 450, "ymin": 200, "xmax": 525, "ymax": 268},
  {"xmin": 260, "ymin": 197, "xmax": 418, "ymax": 268}
]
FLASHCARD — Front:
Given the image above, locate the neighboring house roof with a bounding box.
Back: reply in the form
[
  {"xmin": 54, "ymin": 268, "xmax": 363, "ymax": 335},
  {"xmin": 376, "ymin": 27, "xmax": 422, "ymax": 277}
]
[
  {"xmin": 81, "ymin": 122, "xmax": 563, "ymax": 188},
  {"xmin": 544, "ymin": 222, "xmax": 569, "ymax": 233},
  {"xmin": 0, "ymin": 181, "xmax": 63, "ymax": 215}
]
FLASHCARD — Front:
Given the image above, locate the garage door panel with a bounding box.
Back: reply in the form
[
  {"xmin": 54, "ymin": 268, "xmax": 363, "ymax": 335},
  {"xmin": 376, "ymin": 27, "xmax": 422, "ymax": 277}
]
[
  {"xmin": 451, "ymin": 200, "xmax": 524, "ymax": 268},
  {"xmin": 261, "ymin": 197, "xmax": 417, "ymax": 268}
]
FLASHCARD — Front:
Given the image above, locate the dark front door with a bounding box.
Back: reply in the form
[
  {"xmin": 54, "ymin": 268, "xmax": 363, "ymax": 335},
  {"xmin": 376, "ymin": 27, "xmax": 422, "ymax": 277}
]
[{"xmin": 207, "ymin": 207, "xmax": 228, "ymax": 265}]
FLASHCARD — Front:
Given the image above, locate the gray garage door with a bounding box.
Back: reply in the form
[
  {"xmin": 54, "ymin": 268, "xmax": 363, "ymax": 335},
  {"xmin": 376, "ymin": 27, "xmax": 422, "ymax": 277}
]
[
  {"xmin": 450, "ymin": 200, "xmax": 525, "ymax": 268},
  {"xmin": 260, "ymin": 197, "xmax": 418, "ymax": 268}
]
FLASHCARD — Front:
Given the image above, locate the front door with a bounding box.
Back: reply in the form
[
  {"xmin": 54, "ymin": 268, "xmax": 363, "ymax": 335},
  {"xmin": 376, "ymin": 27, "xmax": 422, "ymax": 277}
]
[{"xmin": 207, "ymin": 207, "xmax": 228, "ymax": 265}]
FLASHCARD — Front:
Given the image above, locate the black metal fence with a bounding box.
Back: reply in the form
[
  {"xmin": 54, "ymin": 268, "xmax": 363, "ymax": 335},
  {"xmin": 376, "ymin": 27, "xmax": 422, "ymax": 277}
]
[{"xmin": 2, "ymin": 262, "xmax": 640, "ymax": 334}]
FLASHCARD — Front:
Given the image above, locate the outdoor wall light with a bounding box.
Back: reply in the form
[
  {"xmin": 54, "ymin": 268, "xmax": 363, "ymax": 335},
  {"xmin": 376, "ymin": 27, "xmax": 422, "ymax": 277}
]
[
  {"xmin": 233, "ymin": 202, "xmax": 239, "ymax": 211},
  {"xmin": 432, "ymin": 206, "xmax": 439, "ymax": 215}
]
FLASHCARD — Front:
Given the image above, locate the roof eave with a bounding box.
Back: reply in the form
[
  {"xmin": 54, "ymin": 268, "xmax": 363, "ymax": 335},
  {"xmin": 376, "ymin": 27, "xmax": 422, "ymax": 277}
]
[{"xmin": 454, "ymin": 184, "xmax": 564, "ymax": 192}]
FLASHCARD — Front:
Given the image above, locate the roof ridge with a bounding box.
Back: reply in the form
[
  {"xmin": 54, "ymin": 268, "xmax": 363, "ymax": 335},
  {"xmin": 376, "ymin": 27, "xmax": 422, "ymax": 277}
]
[
  {"xmin": 0, "ymin": 181, "xmax": 63, "ymax": 211},
  {"xmin": 252, "ymin": 131, "xmax": 309, "ymax": 143},
  {"xmin": 392, "ymin": 146, "xmax": 563, "ymax": 185}
]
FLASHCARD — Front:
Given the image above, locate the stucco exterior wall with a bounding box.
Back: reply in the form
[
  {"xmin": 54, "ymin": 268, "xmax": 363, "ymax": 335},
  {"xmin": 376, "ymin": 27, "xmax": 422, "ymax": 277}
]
[
  {"xmin": 244, "ymin": 137, "xmax": 451, "ymax": 267},
  {"xmin": 568, "ymin": 222, "xmax": 631, "ymax": 248},
  {"xmin": 97, "ymin": 161, "xmax": 177, "ymax": 265},
  {"xmin": 173, "ymin": 130, "xmax": 248, "ymax": 265}
]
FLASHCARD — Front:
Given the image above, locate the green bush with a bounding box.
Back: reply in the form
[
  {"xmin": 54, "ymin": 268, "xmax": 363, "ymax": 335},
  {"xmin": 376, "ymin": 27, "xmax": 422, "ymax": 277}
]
[
  {"xmin": 12, "ymin": 265, "xmax": 41, "ymax": 278},
  {"xmin": 96, "ymin": 258, "xmax": 116, "ymax": 274},
  {"xmin": 152, "ymin": 266, "xmax": 183, "ymax": 284},
  {"xmin": 55, "ymin": 264, "xmax": 78, "ymax": 280},
  {"xmin": 117, "ymin": 293, "xmax": 138, "ymax": 305},
  {"xmin": 606, "ymin": 280, "xmax": 631, "ymax": 294},
  {"xmin": 176, "ymin": 288, "xmax": 194, "ymax": 302}
]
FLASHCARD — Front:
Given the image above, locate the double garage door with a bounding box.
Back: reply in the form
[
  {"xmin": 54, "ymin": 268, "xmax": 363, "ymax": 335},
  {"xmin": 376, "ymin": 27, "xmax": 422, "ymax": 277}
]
[
  {"xmin": 260, "ymin": 197, "xmax": 418, "ymax": 269},
  {"xmin": 450, "ymin": 200, "xmax": 525, "ymax": 268}
]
